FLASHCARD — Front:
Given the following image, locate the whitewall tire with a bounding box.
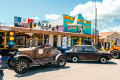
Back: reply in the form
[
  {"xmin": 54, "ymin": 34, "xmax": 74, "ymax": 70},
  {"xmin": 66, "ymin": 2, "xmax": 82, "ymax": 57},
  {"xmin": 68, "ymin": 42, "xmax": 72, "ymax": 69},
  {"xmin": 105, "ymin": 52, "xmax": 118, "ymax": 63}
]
[
  {"xmin": 72, "ymin": 57, "xmax": 78, "ymax": 63},
  {"xmin": 100, "ymin": 57, "xmax": 107, "ymax": 64}
]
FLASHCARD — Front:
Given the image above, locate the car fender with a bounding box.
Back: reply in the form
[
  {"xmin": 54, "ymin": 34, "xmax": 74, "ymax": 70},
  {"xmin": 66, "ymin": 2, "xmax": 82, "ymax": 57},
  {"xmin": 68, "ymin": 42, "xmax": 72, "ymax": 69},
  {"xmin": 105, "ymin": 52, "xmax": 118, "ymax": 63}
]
[
  {"xmin": 55, "ymin": 54, "xmax": 66, "ymax": 61},
  {"xmin": 14, "ymin": 54, "xmax": 33, "ymax": 63}
]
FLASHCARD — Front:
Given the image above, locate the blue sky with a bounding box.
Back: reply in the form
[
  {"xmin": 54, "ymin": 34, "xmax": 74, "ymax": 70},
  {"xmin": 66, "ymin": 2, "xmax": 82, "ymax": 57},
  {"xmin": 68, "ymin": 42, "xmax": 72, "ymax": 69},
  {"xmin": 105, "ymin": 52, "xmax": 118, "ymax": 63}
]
[{"xmin": 0, "ymin": 0, "xmax": 120, "ymax": 32}]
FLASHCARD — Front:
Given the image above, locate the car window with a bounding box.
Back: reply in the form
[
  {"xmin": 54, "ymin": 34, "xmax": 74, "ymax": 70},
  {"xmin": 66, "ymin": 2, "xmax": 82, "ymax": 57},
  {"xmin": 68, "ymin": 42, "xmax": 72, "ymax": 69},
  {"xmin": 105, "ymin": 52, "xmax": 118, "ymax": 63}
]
[
  {"xmin": 73, "ymin": 46, "xmax": 83, "ymax": 52},
  {"xmin": 84, "ymin": 46, "xmax": 94, "ymax": 52}
]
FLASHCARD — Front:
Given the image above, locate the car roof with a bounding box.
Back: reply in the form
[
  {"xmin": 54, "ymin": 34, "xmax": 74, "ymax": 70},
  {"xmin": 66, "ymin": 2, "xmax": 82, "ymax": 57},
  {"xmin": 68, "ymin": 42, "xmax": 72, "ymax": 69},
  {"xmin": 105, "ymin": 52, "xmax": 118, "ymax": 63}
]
[{"xmin": 75, "ymin": 45, "xmax": 93, "ymax": 47}]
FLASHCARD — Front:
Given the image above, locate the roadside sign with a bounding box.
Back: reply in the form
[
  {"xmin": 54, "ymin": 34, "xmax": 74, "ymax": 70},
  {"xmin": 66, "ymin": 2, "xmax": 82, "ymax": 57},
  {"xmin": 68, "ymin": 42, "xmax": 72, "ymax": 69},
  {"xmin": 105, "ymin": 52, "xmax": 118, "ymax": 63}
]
[{"xmin": 62, "ymin": 37, "xmax": 67, "ymax": 49}]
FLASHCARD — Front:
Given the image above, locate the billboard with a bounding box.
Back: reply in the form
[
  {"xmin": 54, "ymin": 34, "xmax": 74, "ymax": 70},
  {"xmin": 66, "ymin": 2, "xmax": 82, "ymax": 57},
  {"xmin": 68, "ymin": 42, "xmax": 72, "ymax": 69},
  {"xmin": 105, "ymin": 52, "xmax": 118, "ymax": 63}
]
[
  {"xmin": 63, "ymin": 14, "xmax": 91, "ymax": 34},
  {"xmin": 14, "ymin": 16, "xmax": 34, "ymax": 28}
]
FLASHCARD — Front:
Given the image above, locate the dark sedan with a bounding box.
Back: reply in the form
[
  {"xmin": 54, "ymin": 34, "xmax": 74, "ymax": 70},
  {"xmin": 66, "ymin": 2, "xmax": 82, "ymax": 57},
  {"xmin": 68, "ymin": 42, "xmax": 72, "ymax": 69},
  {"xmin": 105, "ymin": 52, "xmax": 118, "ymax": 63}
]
[{"xmin": 65, "ymin": 45, "xmax": 113, "ymax": 63}]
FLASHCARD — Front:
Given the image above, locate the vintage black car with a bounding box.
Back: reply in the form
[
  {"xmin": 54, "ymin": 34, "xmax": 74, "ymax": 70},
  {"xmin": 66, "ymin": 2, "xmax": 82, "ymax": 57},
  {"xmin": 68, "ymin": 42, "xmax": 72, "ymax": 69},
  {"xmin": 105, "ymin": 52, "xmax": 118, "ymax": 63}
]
[
  {"xmin": 65, "ymin": 45, "xmax": 113, "ymax": 63},
  {"xmin": 7, "ymin": 45, "xmax": 67, "ymax": 74}
]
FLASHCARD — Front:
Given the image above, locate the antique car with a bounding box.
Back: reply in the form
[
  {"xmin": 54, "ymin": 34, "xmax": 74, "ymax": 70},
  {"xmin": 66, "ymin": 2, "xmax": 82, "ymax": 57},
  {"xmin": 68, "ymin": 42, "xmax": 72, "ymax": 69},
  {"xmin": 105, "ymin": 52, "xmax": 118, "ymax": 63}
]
[
  {"xmin": 65, "ymin": 45, "xmax": 113, "ymax": 63},
  {"xmin": 7, "ymin": 45, "xmax": 67, "ymax": 74}
]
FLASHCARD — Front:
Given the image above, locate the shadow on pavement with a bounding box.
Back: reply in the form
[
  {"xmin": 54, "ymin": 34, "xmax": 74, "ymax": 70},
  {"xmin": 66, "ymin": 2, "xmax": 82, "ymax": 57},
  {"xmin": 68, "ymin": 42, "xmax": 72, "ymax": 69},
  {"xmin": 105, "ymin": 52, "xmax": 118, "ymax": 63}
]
[
  {"xmin": 0, "ymin": 70, "xmax": 4, "ymax": 80},
  {"xmin": 68, "ymin": 61, "xmax": 117, "ymax": 65},
  {"xmin": 15, "ymin": 65, "xmax": 70, "ymax": 77}
]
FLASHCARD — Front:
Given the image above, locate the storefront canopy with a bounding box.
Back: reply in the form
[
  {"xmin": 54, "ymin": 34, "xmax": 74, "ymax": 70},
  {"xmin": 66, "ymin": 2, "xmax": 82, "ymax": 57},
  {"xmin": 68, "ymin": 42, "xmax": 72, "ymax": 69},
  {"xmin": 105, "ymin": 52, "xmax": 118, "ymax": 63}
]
[{"xmin": 0, "ymin": 26, "xmax": 85, "ymax": 37}]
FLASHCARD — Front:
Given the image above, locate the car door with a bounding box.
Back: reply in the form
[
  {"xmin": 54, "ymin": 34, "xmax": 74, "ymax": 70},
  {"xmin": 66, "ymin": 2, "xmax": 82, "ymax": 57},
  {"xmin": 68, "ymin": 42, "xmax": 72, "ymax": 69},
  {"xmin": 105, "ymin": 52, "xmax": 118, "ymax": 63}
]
[
  {"xmin": 73, "ymin": 46, "xmax": 85, "ymax": 60},
  {"xmin": 84, "ymin": 46, "xmax": 99, "ymax": 60}
]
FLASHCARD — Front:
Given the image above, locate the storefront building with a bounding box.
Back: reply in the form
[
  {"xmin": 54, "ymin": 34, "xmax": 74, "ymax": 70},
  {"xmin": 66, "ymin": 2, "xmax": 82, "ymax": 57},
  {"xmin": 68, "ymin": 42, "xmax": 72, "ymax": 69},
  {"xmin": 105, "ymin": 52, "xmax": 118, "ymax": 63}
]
[
  {"xmin": 52, "ymin": 14, "xmax": 92, "ymax": 51},
  {"xmin": 0, "ymin": 26, "xmax": 86, "ymax": 60}
]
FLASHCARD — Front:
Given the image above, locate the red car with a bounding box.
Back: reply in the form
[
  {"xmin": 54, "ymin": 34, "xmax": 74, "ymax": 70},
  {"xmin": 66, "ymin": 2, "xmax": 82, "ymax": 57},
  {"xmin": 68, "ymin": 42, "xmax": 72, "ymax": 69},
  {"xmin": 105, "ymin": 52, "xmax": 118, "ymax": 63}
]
[{"xmin": 65, "ymin": 45, "xmax": 113, "ymax": 63}]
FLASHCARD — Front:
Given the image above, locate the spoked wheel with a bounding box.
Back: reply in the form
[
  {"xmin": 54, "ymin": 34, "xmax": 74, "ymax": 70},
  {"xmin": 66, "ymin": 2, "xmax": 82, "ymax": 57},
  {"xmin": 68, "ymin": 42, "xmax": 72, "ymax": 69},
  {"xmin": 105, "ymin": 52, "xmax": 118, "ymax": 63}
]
[
  {"xmin": 112, "ymin": 50, "xmax": 120, "ymax": 59},
  {"xmin": 13, "ymin": 59, "xmax": 29, "ymax": 74},
  {"xmin": 72, "ymin": 56, "xmax": 78, "ymax": 63},
  {"xmin": 100, "ymin": 57, "xmax": 107, "ymax": 64},
  {"xmin": 57, "ymin": 56, "xmax": 67, "ymax": 67}
]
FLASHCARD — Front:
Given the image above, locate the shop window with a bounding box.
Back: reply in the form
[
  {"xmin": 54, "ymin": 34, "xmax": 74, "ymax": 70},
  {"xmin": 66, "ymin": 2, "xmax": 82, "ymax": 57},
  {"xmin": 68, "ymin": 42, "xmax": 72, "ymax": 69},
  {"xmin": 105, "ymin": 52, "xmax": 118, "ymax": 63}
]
[
  {"xmin": 71, "ymin": 37, "xmax": 79, "ymax": 46},
  {"xmin": 6, "ymin": 33, "xmax": 32, "ymax": 48},
  {"xmin": 44, "ymin": 35, "xmax": 49, "ymax": 45},
  {"xmin": 84, "ymin": 37, "xmax": 92, "ymax": 45}
]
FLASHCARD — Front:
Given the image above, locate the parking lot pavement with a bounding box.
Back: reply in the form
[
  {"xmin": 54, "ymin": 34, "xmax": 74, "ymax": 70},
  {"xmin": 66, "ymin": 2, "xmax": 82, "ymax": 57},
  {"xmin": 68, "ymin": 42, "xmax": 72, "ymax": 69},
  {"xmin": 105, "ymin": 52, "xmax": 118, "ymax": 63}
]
[{"xmin": 1, "ymin": 59, "xmax": 120, "ymax": 80}]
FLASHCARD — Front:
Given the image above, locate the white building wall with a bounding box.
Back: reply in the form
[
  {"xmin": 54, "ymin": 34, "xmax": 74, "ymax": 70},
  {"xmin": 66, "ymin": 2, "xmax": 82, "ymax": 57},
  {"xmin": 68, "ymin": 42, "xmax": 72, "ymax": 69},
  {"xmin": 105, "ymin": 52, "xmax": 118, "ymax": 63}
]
[{"xmin": 49, "ymin": 35, "xmax": 53, "ymax": 46}]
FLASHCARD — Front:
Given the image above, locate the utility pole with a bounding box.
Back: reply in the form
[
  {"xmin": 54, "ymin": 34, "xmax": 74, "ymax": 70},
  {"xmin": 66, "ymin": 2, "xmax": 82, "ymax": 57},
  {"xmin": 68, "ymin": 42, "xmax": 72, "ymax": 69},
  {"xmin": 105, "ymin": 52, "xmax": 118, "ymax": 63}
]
[{"xmin": 95, "ymin": 0, "xmax": 97, "ymax": 47}]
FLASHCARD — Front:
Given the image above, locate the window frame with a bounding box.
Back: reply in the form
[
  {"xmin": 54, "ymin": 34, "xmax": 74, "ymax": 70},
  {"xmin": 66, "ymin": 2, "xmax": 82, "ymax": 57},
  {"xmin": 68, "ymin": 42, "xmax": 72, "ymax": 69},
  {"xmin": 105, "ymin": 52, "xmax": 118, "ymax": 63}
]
[
  {"xmin": 83, "ymin": 46, "xmax": 96, "ymax": 52},
  {"xmin": 73, "ymin": 46, "xmax": 84, "ymax": 52}
]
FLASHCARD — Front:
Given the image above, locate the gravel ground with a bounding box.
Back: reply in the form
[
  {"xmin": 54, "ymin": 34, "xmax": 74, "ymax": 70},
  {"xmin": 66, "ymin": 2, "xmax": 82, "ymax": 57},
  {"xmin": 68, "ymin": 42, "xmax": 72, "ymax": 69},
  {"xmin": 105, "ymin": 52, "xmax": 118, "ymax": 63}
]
[{"xmin": 0, "ymin": 59, "xmax": 120, "ymax": 80}]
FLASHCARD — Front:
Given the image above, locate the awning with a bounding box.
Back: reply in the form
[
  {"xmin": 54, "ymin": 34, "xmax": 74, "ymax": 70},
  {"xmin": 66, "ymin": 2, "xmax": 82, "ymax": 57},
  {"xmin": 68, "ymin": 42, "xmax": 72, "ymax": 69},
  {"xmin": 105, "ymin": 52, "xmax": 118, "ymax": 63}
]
[{"xmin": 0, "ymin": 26, "xmax": 86, "ymax": 37}]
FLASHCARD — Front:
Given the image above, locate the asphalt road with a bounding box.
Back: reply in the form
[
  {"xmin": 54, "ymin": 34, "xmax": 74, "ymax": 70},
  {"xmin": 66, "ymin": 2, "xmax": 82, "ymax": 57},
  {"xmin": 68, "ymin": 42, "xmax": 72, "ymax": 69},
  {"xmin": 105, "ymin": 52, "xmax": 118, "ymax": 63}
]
[{"xmin": 0, "ymin": 59, "xmax": 120, "ymax": 80}]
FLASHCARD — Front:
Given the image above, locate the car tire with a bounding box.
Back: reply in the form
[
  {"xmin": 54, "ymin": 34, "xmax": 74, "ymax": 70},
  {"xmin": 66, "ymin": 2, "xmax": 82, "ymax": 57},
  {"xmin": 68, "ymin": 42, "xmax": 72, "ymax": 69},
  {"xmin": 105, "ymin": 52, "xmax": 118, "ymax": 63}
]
[
  {"xmin": 7, "ymin": 56, "xmax": 14, "ymax": 68},
  {"xmin": 57, "ymin": 56, "xmax": 67, "ymax": 67},
  {"xmin": 72, "ymin": 56, "xmax": 79, "ymax": 63},
  {"xmin": 13, "ymin": 59, "xmax": 29, "ymax": 74},
  {"xmin": 112, "ymin": 50, "xmax": 120, "ymax": 59},
  {"xmin": 100, "ymin": 57, "xmax": 107, "ymax": 64}
]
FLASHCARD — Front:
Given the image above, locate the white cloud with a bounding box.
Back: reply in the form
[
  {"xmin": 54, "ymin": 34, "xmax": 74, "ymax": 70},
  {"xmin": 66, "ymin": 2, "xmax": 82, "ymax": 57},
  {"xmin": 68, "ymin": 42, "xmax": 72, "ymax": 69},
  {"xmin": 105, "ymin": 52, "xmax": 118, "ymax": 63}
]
[
  {"xmin": 45, "ymin": 14, "xmax": 61, "ymax": 20},
  {"xmin": 70, "ymin": 0, "xmax": 120, "ymax": 30},
  {"xmin": 109, "ymin": 26, "xmax": 120, "ymax": 32},
  {"xmin": 6, "ymin": 24, "xmax": 14, "ymax": 27},
  {"xmin": 31, "ymin": 17, "xmax": 39, "ymax": 20},
  {"xmin": 101, "ymin": 26, "xmax": 120, "ymax": 32},
  {"xmin": 101, "ymin": 29, "xmax": 109, "ymax": 32}
]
